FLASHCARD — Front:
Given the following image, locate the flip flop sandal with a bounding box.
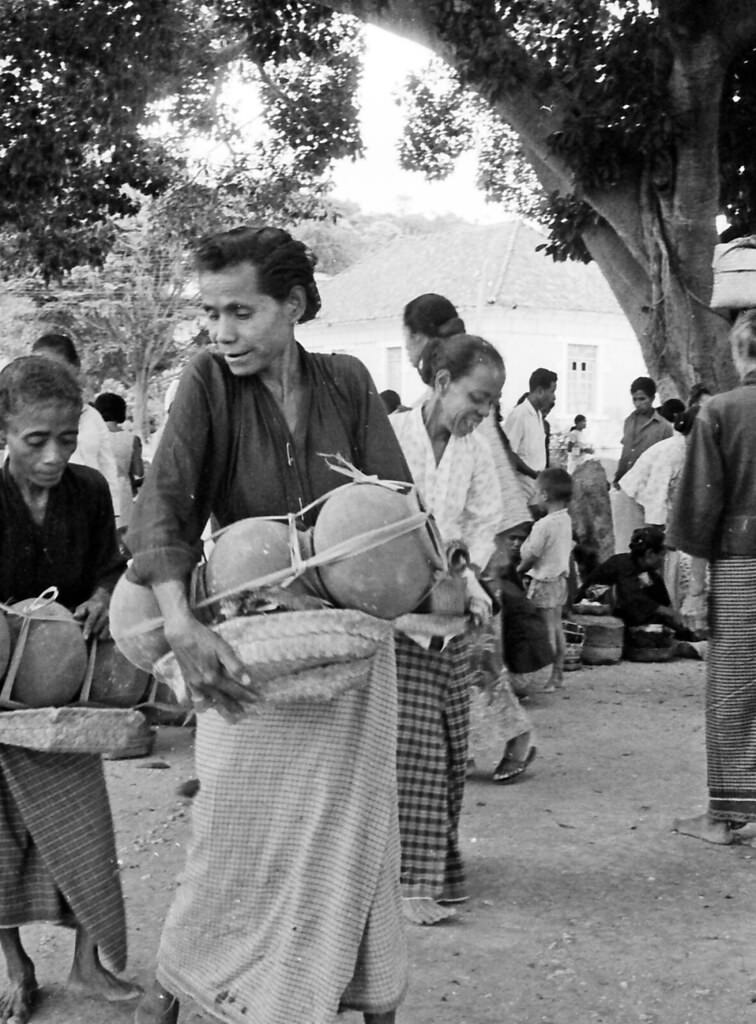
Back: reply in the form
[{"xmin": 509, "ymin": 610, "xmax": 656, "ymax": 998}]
[{"xmin": 492, "ymin": 745, "xmax": 537, "ymax": 783}]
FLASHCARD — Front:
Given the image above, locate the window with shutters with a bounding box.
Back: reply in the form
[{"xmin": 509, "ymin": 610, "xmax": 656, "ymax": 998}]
[{"xmin": 567, "ymin": 344, "xmax": 597, "ymax": 415}]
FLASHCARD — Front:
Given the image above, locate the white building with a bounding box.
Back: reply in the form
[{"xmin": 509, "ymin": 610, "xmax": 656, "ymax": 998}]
[{"xmin": 299, "ymin": 219, "xmax": 647, "ymax": 460}]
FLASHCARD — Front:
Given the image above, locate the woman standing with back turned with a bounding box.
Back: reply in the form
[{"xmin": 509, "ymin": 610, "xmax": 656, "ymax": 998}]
[{"xmin": 670, "ymin": 310, "xmax": 756, "ymax": 845}]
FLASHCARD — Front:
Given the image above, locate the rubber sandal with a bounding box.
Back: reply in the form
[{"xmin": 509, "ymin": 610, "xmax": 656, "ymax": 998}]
[{"xmin": 492, "ymin": 745, "xmax": 536, "ymax": 783}]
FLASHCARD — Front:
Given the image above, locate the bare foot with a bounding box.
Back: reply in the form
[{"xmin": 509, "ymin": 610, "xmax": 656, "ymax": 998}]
[
  {"xmin": 134, "ymin": 981, "xmax": 179, "ymax": 1024},
  {"xmin": 671, "ymin": 812, "xmax": 735, "ymax": 845},
  {"xmin": 0, "ymin": 972, "xmax": 38, "ymax": 1024},
  {"xmin": 401, "ymin": 897, "xmax": 456, "ymax": 926},
  {"xmin": 67, "ymin": 961, "xmax": 141, "ymax": 1002}
]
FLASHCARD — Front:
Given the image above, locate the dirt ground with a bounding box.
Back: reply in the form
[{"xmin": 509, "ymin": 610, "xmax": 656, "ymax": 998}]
[{"xmin": 10, "ymin": 655, "xmax": 756, "ymax": 1024}]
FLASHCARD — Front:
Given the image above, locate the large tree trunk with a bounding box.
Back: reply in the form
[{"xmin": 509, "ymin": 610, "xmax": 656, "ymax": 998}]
[{"xmin": 322, "ymin": 0, "xmax": 756, "ymax": 395}]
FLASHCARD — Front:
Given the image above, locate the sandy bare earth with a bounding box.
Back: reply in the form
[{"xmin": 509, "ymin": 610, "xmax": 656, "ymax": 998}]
[{"xmin": 7, "ymin": 655, "xmax": 756, "ymax": 1024}]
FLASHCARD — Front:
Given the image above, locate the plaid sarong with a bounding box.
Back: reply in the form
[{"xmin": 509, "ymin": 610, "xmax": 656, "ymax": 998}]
[
  {"xmin": 707, "ymin": 558, "xmax": 756, "ymax": 823},
  {"xmin": 0, "ymin": 747, "xmax": 126, "ymax": 971},
  {"xmin": 394, "ymin": 633, "xmax": 471, "ymax": 901},
  {"xmin": 156, "ymin": 634, "xmax": 407, "ymax": 1024}
]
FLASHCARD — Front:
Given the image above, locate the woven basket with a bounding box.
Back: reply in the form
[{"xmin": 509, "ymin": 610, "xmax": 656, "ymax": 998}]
[
  {"xmin": 154, "ymin": 609, "xmax": 390, "ymax": 704},
  {"xmin": 710, "ymin": 236, "xmax": 756, "ymax": 310},
  {"xmin": 0, "ymin": 706, "xmax": 150, "ymax": 755}
]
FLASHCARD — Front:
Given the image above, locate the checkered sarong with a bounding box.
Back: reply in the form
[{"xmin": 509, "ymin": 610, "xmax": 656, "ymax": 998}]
[
  {"xmin": 394, "ymin": 633, "xmax": 471, "ymax": 901},
  {"xmin": 156, "ymin": 634, "xmax": 407, "ymax": 1024},
  {"xmin": 0, "ymin": 747, "xmax": 126, "ymax": 971},
  {"xmin": 707, "ymin": 558, "xmax": 756, "ymax": 823}
]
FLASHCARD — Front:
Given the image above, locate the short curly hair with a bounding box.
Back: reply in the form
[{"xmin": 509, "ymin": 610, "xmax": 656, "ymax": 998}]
[
  {"xmin": 0, "ymin": 356, "xmax": 82, "ymax": 427},
  {"xmin": 195, "ymin": 225, "xmax": 321, "ymax": 324}
]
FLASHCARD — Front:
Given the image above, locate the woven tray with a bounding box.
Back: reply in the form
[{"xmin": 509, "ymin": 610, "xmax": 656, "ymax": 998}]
[
  {"xmin": 154, "ymin": 609, "xmax": 390, "ymax": 703},
  {"xmin": 0, "ymin": 706, "xmax": 150, "ymax": 755},
  {"xmin": 392, "ymin": 613, "xmax": 468, "ymax": 639}
]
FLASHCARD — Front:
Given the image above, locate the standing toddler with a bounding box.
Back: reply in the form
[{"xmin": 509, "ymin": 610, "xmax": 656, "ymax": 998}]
[{"xmin": 517, "ymin": 468, "xmax": 573, "ymax": 690}]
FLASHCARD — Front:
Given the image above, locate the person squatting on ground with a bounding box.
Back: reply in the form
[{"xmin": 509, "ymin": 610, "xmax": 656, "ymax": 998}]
[
  {"xmin": 670, "ymin": 309, "xmax": 756, "ymax": 846},
  {"xmin": 574, "ymin": 525, "xmax": 690, "ymax": 640},
  {"xmin": 390, "ymin": 332, "xmax": 503, "ymax": 925},
  {"xmin": 0, "ymin": 356, "xmax": 138, "ymax": 1024},
  {"xmin": 128, "ymin": 225, "xmax": 409, "ymax": 1024},
  {"xmin": 516, "ymin": 468, "xmax": 573, "ymax": 692}
]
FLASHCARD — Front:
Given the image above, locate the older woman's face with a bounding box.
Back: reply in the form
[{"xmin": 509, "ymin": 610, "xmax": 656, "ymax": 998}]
[
  {"xmin": 436, "ymin": 361, "xmax": 505, "ymax": 437},
  {"xmin": 4, "ymin": 401, "xmax": 79, "ymax": 492},
  {"xmin": 200, "ymin": 261, "xmax": 297, "ymax": 378}
]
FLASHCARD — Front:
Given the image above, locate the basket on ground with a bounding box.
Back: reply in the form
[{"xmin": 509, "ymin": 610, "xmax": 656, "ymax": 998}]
[
  {"xmin": 563, "ymin": 620, "xmax": 586, "ymax": 672},
  {"xmin": 154, "ymin": 609, "xmax": 392, "ymax": 705},
  {"xmin": 624, "ymin": 624, "xmax": 677, "ymax": 662}
]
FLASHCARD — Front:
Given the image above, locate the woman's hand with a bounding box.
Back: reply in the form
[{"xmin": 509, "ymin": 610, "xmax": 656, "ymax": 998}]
[
  {"xmin": 164, "ymin": 616, "xmax": 261, "ymax": 723},
  {"xmin": 152, "ymin": 577, "xmax": 260, "ymax": 723},
  {"xmin": 73, "ymin": 587, "xmax": 111, "ymax": 641},
  {"xmin": 463, "ymin": 569, "xmax": 492, "ymax": 627}
]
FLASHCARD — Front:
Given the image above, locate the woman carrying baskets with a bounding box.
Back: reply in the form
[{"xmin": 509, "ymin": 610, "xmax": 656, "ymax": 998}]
[
  {"xmin": 0, "ymin": 357, "xmax": 136, "ymax": 1023},
  {"xmin": 128, "ymin": 226, "xmax": 412, "ymax": 1024}
]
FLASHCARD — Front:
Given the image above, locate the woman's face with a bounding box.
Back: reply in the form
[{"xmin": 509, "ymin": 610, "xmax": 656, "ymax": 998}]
[
  {"xmin": 638, "ymin": 548, "xmax": 663, "ymax": 572},
  {"xmin": 4, "ymin": 401, "xmax": 79, "ymax": 492},
  {"xmin": 200, "ymin": 261, "xmax": 301, "ymax": 378},
  {"xmin": 435, "ymin": 361, "xmax": 505, "ymax": 437},
  {"xmin": 403, "ymin": 326, "xmax": 430, "ymax": 370}
]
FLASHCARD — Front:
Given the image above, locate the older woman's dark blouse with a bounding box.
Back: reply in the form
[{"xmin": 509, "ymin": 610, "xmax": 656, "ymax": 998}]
[
  {"xmin": 0, "ymin": 463, "xmax": 125, "ymax": 608},
  {"xmin": 668, "ymin": 372, "xmax": 756, "ymax": 559},
  {"xmin": 575, "ymin": 553, "xmax": 671, "ymax": 627},
  {"xmin": 128, "ymin": 348, "xmax": 413, "ymax": 584}
]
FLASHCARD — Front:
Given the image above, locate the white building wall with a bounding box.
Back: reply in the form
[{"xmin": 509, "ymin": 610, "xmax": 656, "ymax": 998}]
[{"xmin": 298, "ymin": 304, "xmax": 647, "ymax": 461}]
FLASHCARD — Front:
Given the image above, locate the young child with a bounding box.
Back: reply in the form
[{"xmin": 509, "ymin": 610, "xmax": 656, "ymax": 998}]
[{"xmin": 517, "ymin": 468, "xmax": 573, "ymax": 691}]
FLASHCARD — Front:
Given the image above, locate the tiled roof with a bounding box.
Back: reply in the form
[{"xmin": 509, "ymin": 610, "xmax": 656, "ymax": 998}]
[{"xmin": 316, "ymin": 219, "xmax": 622, "ymax": 323}]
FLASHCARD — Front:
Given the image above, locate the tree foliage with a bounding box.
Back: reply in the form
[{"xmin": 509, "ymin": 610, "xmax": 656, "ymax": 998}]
[{"xmin": 6, "ymin": 0, "xmax": 756, "ymax": 393}]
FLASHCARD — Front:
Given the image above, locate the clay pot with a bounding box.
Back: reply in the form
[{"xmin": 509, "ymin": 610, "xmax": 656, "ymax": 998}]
[
  {"xmin": 206, "ymin": 518, "xmax": 310, "ymax": 601},
  {"xmin": 7, "ymin": 600, "xmax": 88, "ymax": 707},
  {"xmin": 110, "ymin": 570, "xmax": 170, "ymax": 672},
  {"xmin": 88, "ymin": 639, "xmax": 151, "ymax": 707},
  {"xmin": 312, "ymin": 483, "xmax": 444, "ymax": 619}
]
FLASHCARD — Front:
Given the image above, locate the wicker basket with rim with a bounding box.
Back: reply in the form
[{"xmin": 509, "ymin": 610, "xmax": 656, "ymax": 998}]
[
  {"xmin": 154, "ymin": 608, "xmax": 392, "ymax": 705},
  {"xmin": 0, "ymin": 706, "xmax": 150, "ymax": 755}
]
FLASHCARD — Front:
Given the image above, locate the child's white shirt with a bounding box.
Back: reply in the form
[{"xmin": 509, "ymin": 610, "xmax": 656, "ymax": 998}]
[{"xmin": 520, "ymin": 507, "xmax": 573, "ymax": 580}]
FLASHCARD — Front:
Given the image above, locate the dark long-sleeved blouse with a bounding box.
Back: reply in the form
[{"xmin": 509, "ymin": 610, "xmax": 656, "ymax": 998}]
[
  {"xmin": 575, "ymin": 553, "xmax": 671, "ymax": 627},
  {"xmin": 0, "ymin": 462, "xmax": 125, "ymax": 609},
  {"xmin": 127, "ymin": 348, "xmax": 413, "ymax": 584},
  {"xmin": 668, "ymin": 372, "xmax": 756, "ymax": 560}
]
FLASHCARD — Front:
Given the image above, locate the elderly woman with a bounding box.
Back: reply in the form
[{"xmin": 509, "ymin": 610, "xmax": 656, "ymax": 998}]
[
  {"xmin": 670, "ymin": 310, "xmax": 756, "ymax": 845},
  {"xmin": 129, "ymin": 226, "xmax": 411, "ymax": 1024},
  {"xmin": 0, "ymin": 357, "xmax": 135, "ymax": 1023},
  {"xmin": 391, "ymin": 333, "xmax": 505, "ymax": 923}
]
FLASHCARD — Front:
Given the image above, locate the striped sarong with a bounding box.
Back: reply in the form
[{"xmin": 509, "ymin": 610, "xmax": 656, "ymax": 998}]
[
  {"xmin": 394, "ymin": 633, "xmax": 471, "ymax": 902},
  {"xmin": 0, "ymin": 747, "xmax": 126, "ymax": 971},
  {"xmin": 707, "ymin": 557, "xmax": 756, "ymax": 822},
  {"xmin": 155, "ymin": 635, "xmax": 407, "ymax": 1024}
]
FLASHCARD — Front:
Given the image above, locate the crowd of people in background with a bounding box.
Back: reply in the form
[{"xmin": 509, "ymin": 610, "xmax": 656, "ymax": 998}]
[{"xmin": 0, "ymin": 226, "xmax": 751, "ymax": 1024}]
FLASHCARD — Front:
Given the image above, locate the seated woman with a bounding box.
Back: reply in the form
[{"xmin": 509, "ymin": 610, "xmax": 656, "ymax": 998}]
[
  {"xmin": 575, "ymin": 525, "xmax": 687, "ymax": 635},
  {"xmin": 0, "ymin": 356, "xmax": 137, "ymax": 1023}
]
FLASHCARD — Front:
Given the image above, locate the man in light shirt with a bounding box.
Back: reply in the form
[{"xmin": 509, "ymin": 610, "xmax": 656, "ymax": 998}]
[
  {"xmin": 503, "ymin": 367, "xmax": 558, "ymax": 510},
  {"xmin": 31, "ymin": 334, "xmax": 121, "ymax": 522}
]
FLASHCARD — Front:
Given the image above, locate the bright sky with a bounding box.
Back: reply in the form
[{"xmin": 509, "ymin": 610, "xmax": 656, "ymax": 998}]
[
  {"xmin": 331, "ymin": 25, "xmax": 506, "ymax": 221},
  {"xmin": 180, "ymin": 24, "xmax": 507, "ymax": 221}
]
